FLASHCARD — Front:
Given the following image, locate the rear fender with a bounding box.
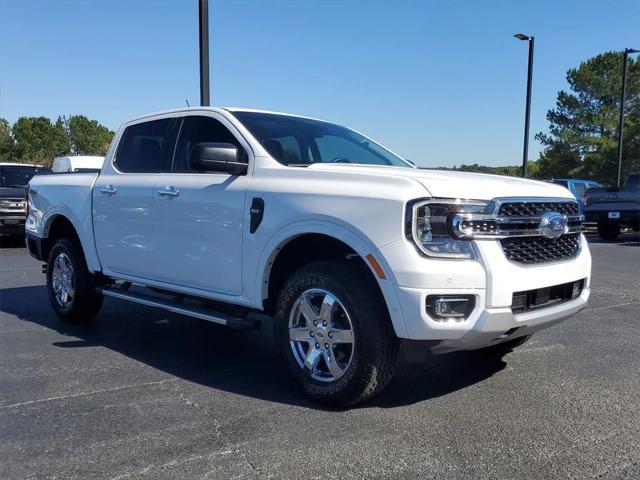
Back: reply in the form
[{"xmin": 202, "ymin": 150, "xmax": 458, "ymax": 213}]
[{"xmin": 41, "ymin": 208, "xmax": 101, "ymax": 273}]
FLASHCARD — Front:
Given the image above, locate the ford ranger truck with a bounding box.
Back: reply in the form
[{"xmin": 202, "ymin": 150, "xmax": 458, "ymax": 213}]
[{"xmin": 25, "ymin": 108, "xmax": 591, "ymax": 405}]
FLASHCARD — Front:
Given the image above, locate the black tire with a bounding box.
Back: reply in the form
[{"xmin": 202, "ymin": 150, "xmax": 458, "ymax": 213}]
[
  {"xmin": 46, "ymin": 237, "xmax": 103, "ymax": 322},
  {"xmin": 275, "ymin": 260, "xmax": 399, "ymax": 406},
  {"xmin": 597, "ymin": 221, "xmax": 620, "ymax": 241}
]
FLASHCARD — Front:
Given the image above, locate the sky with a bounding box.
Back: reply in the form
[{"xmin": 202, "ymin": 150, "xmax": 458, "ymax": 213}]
[{"xmin": 1, "ymin": 0, "xmax": 638, "ymax": 168}]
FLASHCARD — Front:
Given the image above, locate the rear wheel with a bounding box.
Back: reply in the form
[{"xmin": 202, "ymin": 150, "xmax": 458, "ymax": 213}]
[
  {"xmin": 47, "ymin": 238, "xmax": 103, "ymax": 322},
  {"xmin": 275, "ymin": 260, "xmax": 399, "ymax": 406},
  {"xmin": 597, "ymin": 221, "xmax": 620, "ymax": 241}
]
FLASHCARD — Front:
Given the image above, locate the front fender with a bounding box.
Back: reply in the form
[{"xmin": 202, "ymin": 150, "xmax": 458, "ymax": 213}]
[{"xmin": 254, "ymin": 218, "xmax": 409, "ymax": 338}]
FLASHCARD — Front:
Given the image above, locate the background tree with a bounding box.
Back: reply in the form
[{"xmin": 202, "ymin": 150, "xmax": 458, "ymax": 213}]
[
  {"xmin": 1, "ymin": 115, "xmax": 114, "ymax": 168},
  {"xmin": 11, "ymin": 117, "xmax": 69, "ymax": 167},
  {"xmin": 536, "ymin": 51, "xmax": 640, "ymax": 185},
  {"xmin": 63, "ymin": 115, "xmax": 114, "ymax": 156},
  {"xmin": 0, "ymin": 118, "xmax": 15, "ymax": 162}
]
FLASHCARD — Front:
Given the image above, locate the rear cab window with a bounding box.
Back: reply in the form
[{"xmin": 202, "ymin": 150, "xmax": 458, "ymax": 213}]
[
  {"xmin": 115, "ymin": 118, "xmax": 175, "ymax": 173},
  {"xmin": 623, "ymin": 174, "xmax": 639, "ymax": 191}
]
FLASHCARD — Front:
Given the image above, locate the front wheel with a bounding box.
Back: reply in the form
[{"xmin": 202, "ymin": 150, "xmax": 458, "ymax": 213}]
[
  {"xmin": 275, "ymin": 261, "xmax": 399, "ymax": 406},
  {"xmin": 47, "ymin": 238, "xmax": 103, "ymax": 322},
  {"xmin": 597, "ymin": 221, "xmax": 620, "ymax": 241}
]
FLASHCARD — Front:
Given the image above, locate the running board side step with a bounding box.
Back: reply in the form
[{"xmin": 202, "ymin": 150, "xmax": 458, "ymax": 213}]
[{"xmin": 99, "ymin": 288, "xmax": 258, "ymax": 329}]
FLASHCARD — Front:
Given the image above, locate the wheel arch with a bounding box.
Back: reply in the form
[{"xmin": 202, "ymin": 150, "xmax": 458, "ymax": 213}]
[
  {"xmin": 41, "ymin": 214, "xmax": 100, "ymax": 272},
  {"xmin": 257, "ymin": 222, "xmax": 408, "ymax": 338}
]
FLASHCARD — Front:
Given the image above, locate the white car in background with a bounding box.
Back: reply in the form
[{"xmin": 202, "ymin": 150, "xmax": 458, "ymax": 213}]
[
  {"xmin": 51, "ymin": 155, "xmax": 104, "ymax": 173},
  {"xmin": 25, "ymin": 107, "xmax": 591, "ymax": 405}
]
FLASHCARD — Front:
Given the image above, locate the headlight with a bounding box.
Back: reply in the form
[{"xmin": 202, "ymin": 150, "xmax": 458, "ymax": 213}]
[{"xmin": 407, "ymin": 198, "xmax": 489, "ymax": 259}]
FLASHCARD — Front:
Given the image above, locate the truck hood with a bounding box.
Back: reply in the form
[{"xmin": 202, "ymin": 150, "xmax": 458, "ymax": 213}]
[
  {"xmin": 0, "ymin": 187, "xmax": 27, "ymax": 199},
  {"xmin": 307, "ymin": 164, "xmax": 572, "ymax": 200}
]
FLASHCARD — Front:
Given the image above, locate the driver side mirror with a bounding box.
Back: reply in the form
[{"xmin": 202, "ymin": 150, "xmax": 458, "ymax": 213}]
[{"xmin": 188, "ymin": 142, "xmax": 248, "ymax": 175}]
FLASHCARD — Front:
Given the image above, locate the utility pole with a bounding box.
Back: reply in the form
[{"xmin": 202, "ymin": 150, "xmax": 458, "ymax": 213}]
[
  {"xmin": 616, "ymin": 48, "xmax": 639, "ymax": 187},
  {"xmin": 514, "ymin": 33, "xmax": 535, "ymax": 178},
  {"xmin": 199, "ymin": 0, "xmax": 210, "ymax": 106}
]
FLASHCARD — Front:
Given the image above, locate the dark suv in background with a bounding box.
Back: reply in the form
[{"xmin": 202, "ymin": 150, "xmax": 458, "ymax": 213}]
[{"xmin": 0, "ymin": 163, "xmax": 47, "ymax": 237}]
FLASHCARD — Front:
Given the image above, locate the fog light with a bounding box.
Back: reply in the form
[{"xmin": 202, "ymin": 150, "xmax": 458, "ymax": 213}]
[{"xmin": 426, "ymin": 295, "xmax": 475, "ymax": 320}]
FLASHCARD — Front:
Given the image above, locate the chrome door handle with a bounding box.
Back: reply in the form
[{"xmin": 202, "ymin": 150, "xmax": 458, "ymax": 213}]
[
  {"xmin": 99, "ymin": 185, "xmax": 117, "ymax": 195},
  {"xmin": 157, "ymin": 186, "xmax": 179, "ymax": 197}
]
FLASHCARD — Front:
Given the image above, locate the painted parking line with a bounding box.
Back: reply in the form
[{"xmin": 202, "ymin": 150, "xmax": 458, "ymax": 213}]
[{"xmin": 586, "ymin": 302, "xmax": 634, "ymax": 312}]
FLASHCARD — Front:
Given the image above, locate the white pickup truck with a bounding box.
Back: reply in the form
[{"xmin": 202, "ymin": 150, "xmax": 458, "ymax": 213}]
[{"xmin": 26, "ymin": 107, "xmax": 591, "ymax": 405}]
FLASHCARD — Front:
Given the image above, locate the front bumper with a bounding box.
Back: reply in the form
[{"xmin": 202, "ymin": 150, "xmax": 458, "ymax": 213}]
[
  {"xmin": 430, "ymin": 288, "xmax": 589, "ymax": 353},
  {"xmin": 0, "ymin": 215, "xmax": 26, "ymax": 234},
  {"xmin": 380, "ymin": 234, "xmax": 592, "ymax": 350}
]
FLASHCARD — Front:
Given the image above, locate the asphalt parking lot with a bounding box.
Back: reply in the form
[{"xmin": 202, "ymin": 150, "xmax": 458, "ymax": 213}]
[{"xmin": 0, "ymin": 234, "xmax": 639, "ymax": 479}]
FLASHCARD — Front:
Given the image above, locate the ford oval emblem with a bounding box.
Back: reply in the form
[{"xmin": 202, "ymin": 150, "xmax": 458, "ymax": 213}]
[{"xmin": 539, "ymin": 211, "xmax": 568, "ymax": 239}]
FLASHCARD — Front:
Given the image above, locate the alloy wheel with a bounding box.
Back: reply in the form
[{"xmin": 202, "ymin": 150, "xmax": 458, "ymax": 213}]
[
  {"xmin": 288, "ymin": 288, "xmax": 355, "ymax": 382},
  {"xmin": 52, "ymin": 252, "xmax": 75, "ymax": 308}
]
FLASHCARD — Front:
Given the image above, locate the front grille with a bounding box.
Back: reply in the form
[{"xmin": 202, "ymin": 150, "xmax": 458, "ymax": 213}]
[
  {"xmin": 498, "ymin": 201, "xmax": 579, "ymax": 217},
  {"xmin": 501, "ymin": 233, "xmax": 581, "ymax": 264},
  {"xmin": 0, "ymin": 198, "xmax": 26, "ymax": 211}
]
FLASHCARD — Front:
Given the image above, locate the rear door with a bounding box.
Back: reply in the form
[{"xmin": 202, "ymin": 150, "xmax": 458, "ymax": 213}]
[
  {"xmin": 93, "ymin": 117, "xmax": 177, "ymax": 279},
  {"xmin": 147, "ymin": 113, "xmax": 250, "ymax": 295}
]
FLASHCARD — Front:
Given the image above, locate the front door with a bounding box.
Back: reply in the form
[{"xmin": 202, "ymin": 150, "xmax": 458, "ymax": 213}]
[{"xmin": 147, "ymin": 114, "xmax": 249, "ymax": 295}]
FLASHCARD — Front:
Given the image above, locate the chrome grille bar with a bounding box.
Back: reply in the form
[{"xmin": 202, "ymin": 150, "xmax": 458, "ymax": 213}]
[{"xmin": 450, "ymin": 197, "xmax": 582, "ymax": 240}]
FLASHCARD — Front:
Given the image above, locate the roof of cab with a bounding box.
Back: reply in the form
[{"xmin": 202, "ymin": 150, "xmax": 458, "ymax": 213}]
[{"xmin": 123, "ymin": 106, "xmax": 327, "ymax": 125}]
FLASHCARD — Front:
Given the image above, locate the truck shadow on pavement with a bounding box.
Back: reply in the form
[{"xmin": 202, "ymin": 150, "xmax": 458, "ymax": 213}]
[{"xmin": 0, "ymin": 285, "xmax": 508, "ymax": 409}]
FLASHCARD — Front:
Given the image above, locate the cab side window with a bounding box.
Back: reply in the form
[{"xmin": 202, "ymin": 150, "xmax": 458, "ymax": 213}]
[
  {"xmin": 116, "ymin": 119, "xmax": 174, "ymax": 173},
  {"xmin": 173, "ymin": 116, "xmax": 245, "ymax": 172}
]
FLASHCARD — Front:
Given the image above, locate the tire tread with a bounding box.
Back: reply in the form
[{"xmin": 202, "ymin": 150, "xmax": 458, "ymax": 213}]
[
  {"xmin": 47, "ymin": 237, "xmax": 103, "ymax": 322},
  {"xmin": 275, "ymin": 260, "xmax": 398, "ymax": 405}
]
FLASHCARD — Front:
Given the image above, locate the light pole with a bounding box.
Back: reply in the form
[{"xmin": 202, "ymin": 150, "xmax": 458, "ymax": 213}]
[
  {"xmin": 514, "ymin": 33, "xmax": 534, "ymax": 178},
  {"xmin": 199, "ymin": 0, "xmax": 210, "ymax": 106},
  {"xmin": 616, "ymin": 48, "xmax": 639, "ymax": 187}
]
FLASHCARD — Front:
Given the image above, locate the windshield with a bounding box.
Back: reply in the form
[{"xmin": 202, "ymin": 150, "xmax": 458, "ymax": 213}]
[
  {"xmin": 232, "ymin": 111, "xmax": 413, "ymax": 168},
  {"xmin": 0, "ymin": 165, "xmax": 40, "ymax": 187}
]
